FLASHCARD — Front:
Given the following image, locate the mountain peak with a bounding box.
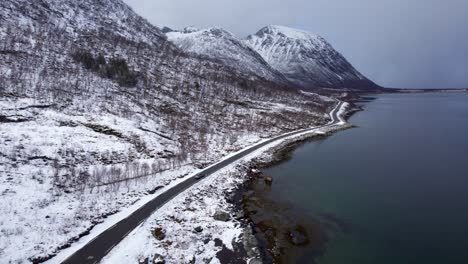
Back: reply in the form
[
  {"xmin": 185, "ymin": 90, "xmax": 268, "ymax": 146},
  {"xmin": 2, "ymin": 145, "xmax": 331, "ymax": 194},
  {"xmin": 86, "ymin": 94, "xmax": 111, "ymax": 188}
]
[
  {"xmin": 175, "ymin": 27, "xmax": 234, "ymax": 38},
  {"xmin": 182, "ymin": 26, "xmax": 200, "ymax": 33},
  {"xmin": 245, "ymin": 26, "xmax": 380, "ymax": 90},
  {"xmin": 257, "ymin": 25, "xmax": 321, "ymax": 41}
]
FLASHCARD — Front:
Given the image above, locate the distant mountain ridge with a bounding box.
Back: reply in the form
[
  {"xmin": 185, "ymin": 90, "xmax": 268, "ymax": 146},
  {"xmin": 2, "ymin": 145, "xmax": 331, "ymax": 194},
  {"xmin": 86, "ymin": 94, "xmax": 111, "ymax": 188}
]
[
  {"xmin": 165, "ymin": 24, "xmax": 380, "ymax": 91},
  {"xmin": 165, "ymin": 27, "xmax": 291, "ymax": 85},
  {"xmin": 244, "ymin": 25, "xmax": 381, "ymax": 90}
]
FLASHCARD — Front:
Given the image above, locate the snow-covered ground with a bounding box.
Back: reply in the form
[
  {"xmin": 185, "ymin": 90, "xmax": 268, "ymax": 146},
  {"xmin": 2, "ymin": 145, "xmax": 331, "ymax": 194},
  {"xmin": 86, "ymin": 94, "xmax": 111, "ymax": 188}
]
[
  {"xmin": 336, "ymin": 102, "xmax": 350, "ymax": 124},
  {"xmin": 0, "ymin": 96, "xmax": 328, "ymax": 263},
  {"xmin": 100, "ymin": 161, "xmax": 246, "ymax": 264}
]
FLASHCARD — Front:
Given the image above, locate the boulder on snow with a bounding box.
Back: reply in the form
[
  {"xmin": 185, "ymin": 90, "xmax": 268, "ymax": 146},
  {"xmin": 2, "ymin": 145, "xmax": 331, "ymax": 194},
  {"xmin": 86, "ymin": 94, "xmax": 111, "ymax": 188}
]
[
  {"xmin": 138, "ymin": 257, "xmax": 149, "ymax": 264},
  {"xmin": 152, "ymin": 254, "xmax": 165, "ymax": 264},
  {"xmin": 194, "ymin": 226, "xmax": 203, "ymax": 233},
  {"xmin": 213, "ymin": 211, "xmax": 231, "ymax": 222},
  {"xmin": 151, "ymin": 227, "xmax": 166, "ymax": 241}
]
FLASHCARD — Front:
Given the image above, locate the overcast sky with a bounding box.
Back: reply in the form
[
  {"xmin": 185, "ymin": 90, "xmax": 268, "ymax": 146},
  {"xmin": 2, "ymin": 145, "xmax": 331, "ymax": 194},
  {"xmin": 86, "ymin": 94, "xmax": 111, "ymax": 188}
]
[{"xmin": 123, "ymin": 0, "xmax": 468, "ymax": 88}]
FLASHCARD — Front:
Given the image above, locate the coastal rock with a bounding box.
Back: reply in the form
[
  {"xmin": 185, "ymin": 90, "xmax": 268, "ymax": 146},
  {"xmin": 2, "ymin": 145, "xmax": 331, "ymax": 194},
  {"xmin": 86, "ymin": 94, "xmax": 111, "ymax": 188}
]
[
  {"xmin": 248, "ymin": 258, "xmax": 263, "ymax": 264},
  {"xmin": 248, "ymin": 168, "xmax": 262, "ymax": 177},
  {"xmin": 288, "ymin": 227, "xmax": 309, "ymax": 245},
  {"xmin": 264, "ymin": 176, "xmax": 273, "ymax": 185},
  {"xmin": 213, "ymin": 211, "xmax": 231, "ymax": 222},
  {"xmin": 242, "ymin": 227, "xmax": 261, "ymax": 258},
  {"xmin": 247, "ymin": 196, "xmax": 259, "ymax": 203},
  {"xmin": 235, "ymin": 211, "xmax": 245, "ymax": 220},
  {"xmin": 245, "ymin": 204, "xmax": 258, "ymax": 215},
  {"xmin": 243, "ymin": 190, "xmax": 255, "ymax": 198},
  {"xmin": 270, "ymin": 236, "xmax": 287, "ymax": 257}
]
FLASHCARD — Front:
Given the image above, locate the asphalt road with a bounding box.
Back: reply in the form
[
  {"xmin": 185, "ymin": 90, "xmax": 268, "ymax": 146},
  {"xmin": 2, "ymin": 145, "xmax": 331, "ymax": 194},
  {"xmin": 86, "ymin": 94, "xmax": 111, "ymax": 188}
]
[{"xmin": 61, "ymin": 101, "xmax": 344, "ymax": 264}]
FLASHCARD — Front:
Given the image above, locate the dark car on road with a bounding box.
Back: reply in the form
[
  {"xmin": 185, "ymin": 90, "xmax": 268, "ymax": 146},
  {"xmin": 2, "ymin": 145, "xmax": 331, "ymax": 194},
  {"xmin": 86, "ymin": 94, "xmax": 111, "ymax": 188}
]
[{"xmin": 195, "ymin": 173, "xmax": 206, "ymax": 180}]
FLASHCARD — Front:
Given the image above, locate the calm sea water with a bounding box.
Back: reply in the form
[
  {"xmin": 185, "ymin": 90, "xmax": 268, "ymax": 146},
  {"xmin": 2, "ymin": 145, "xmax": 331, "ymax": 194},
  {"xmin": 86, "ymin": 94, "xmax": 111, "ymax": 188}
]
[{"xmin": 264, "ymin": 92, "xmax": 468, "ymax": 264}]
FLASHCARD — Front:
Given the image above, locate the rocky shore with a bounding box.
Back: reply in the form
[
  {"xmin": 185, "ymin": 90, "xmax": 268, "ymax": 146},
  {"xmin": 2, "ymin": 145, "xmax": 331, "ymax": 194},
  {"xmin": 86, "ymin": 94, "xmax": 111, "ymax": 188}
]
[{"xmin": 228, "ymin": 105, "xmax": 358, "ymax": 264}]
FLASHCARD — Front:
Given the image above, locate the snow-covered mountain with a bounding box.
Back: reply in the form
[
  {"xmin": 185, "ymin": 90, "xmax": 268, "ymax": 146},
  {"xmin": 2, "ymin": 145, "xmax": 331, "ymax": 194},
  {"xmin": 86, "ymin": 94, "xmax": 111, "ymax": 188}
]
[
  {"xmin": 166, "ymin": 27, "xmax": 290, "ymax": 85},
  {"xmin": 245, "ymin": 25, "xmax": 380, "ymax": 90},
  {"xmin": 0, "ymin": 1, "xmax": 334, "ymax": 262}
]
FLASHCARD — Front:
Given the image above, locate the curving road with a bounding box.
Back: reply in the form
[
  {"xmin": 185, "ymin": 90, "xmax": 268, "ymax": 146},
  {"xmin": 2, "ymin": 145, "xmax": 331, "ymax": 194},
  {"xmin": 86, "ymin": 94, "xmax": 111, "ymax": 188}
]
[{"xmin": 61, "ymin": 101, "xmax": 345, "ymax": 264}]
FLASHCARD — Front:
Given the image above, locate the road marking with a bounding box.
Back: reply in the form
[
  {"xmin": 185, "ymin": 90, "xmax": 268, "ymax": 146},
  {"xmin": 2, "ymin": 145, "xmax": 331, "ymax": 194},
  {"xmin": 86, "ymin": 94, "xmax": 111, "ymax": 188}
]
[
  {"xmin": 123, "ymin": 229, "xmax": 133, "ymax": 239},
  {"xmin": 105, "ymin": 245, "xmax": 116, "ymax": 255}
]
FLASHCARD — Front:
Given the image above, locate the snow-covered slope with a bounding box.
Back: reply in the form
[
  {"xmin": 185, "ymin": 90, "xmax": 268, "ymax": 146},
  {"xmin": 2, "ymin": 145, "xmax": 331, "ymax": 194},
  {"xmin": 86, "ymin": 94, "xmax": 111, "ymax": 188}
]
[
  {"xmin": 166, "ymin": 27, "xmax": 289, "ymax": 84},
  {"xmin": 0, "ymin": 1, "xmax": 334, "ymax": 263},
  {"xmin": 245, "ymin": 25, "xmax": 380, "ymax": 90},
  {"xmin": 0, "ymin": 0, "xmax": 166, "ymax": 45}
]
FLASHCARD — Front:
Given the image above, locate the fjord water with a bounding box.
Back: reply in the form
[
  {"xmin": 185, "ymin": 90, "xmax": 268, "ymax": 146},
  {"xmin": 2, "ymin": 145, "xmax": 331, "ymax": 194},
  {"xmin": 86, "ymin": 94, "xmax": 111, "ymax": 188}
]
[{"xmin": 264, "ymin": 93, "xmax": 468, "ymax": 264}]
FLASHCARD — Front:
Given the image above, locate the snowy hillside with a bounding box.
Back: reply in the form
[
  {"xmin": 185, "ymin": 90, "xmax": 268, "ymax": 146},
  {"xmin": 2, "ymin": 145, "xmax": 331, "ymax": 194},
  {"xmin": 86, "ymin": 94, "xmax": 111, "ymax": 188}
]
[
  {"xmin": 1, "ymin": 0, "xmax": 166, "ymax": 45},
  {"xmin": 166, "ymin": 27, "xmax": 289, "ymax": 85},
  {"xmin": 0, "ymin": 1, "xmax": 335, "ymax": 263},
  {"xmin": 245, "ymin": 25, "xmax": 380, "ymax": 90}
]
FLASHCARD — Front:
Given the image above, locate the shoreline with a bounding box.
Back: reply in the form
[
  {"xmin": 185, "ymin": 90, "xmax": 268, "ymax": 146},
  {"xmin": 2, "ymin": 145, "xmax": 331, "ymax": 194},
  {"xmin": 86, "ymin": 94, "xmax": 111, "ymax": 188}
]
[
  {"xmin": 229, "ymin": 91, "xmax": 468, "ymax": 264},
  {"xmin": 228, "ymin": 103, "xmax": 359, "ymax": 263}
]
